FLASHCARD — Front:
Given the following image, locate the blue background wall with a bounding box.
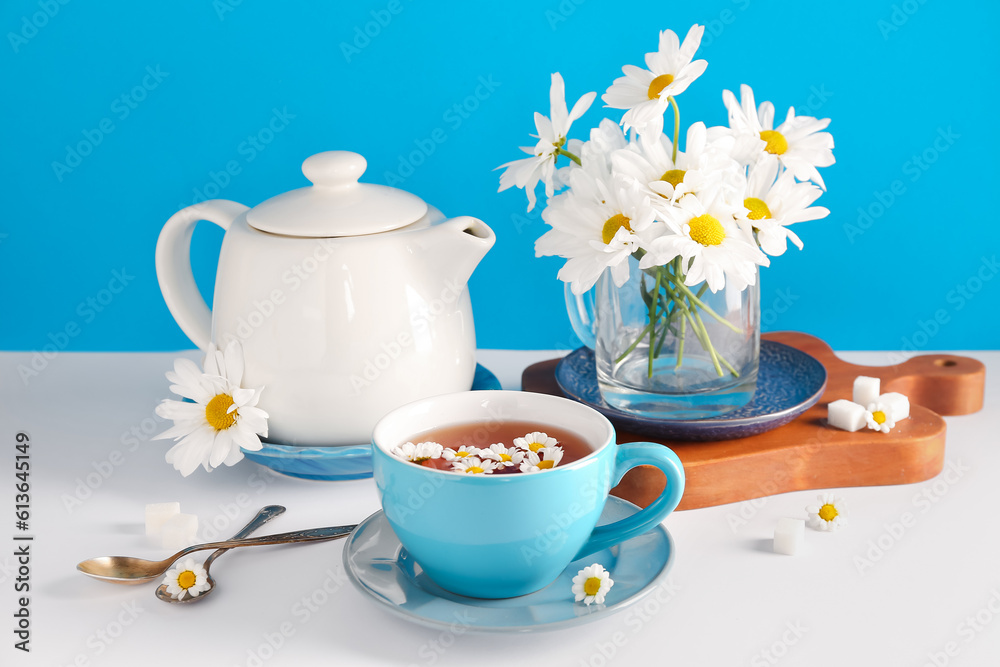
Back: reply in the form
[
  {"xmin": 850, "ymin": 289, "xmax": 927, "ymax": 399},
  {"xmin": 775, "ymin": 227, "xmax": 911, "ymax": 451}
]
[{"xmin": 2, "ymin": 0, "xmax": 998, "ymax": 353}]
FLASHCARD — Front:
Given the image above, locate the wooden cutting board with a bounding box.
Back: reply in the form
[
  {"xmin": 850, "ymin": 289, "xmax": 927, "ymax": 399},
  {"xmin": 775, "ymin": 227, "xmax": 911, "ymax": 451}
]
[{"xmin": 521, "ymin": 332, "xmax": 985, "ymax": 510}]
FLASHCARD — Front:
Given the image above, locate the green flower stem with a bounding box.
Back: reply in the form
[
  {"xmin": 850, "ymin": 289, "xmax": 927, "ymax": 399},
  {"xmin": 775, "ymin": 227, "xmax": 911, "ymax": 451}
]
[
  {"xmin": 555, "ymin": 147, "xmax": 582, "ymax": 165},
  {"xmin": 615, "ymin": 322, "xmax": 654, "ymax": 363},
  {"xmin": 675, "ymin": 315, "xmax": 686, "ymax": 369},
  {"xmin": 691, "ymin": 306, "xmax": 739, "ymax": 378},
  {"xmin": 648, "ymin": 268, "xmax": 664, "ymax": 377},
  {"xmin": 669, "ymin": 96, "xmax": 680, "ymax": 164},
  {"xmin": 683, "ymin": 310, "xmax": 722, "ymax": 376},
  {"xmin": 672, "ymin": 279, "xmax": 743, "ymax": 333}
]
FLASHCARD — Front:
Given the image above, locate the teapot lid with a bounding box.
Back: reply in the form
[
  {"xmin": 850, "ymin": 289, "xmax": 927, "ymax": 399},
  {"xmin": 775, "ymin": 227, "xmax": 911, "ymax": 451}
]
[{"xmin": 245, "ymin": 151, "xmax": 428, "ymax": 237}]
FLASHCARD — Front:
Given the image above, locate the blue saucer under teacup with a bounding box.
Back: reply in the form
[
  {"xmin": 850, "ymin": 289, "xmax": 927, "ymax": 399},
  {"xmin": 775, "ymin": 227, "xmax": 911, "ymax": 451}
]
[{"xmin": 343, "ymin": 495, "xmax": 675, "ymax": 632}]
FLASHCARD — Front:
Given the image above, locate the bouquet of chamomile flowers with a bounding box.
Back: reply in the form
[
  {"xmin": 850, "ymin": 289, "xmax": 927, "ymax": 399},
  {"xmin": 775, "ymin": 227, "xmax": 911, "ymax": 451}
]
[{"xmin": 497, "ymin": 24, "xmax": 834, "ymax": 379}]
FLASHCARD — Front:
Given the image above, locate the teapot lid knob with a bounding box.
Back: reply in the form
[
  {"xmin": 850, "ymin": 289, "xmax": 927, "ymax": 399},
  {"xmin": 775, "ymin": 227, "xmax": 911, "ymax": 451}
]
[
  {"xmin": 302, "ymin": 151, "xmax": 366, "ymax": 188},
  {"xmin": 244, "ymin": 150, "xmax": 428, "ymax": 238}
]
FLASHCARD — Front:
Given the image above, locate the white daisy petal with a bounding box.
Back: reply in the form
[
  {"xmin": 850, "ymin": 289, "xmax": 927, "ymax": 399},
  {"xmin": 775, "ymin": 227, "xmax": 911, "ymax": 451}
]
[{"xmin": 154, "ymin": 341, "xmax": 268, "ymax": 476}]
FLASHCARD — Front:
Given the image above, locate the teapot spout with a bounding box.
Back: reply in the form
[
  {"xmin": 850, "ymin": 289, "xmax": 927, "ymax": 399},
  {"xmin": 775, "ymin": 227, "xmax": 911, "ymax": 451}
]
[{"xmin": 430, "ymin": 215, "xmax": 495, "ymax": 289}]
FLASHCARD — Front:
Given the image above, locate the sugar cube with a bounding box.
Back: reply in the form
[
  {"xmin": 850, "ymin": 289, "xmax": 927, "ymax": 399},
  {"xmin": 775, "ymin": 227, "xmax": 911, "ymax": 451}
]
[
  {"xmin": 145, "ymin": 502, "xmax": 181, "ymax": 537},
  {"xmin": 161, "ymin": 513, "xmax": 199, "ymax": 550},
  {"xmin": 773, "ymin": 518, "xmax": 805, "ymax": 555},
  {"xmin": 879, "ymin": 392, "xmax": 910, "ymax": 421},
  {"xmin": 828, "ymin": 399, "xmax": 866, "ymax": 432},
  {"xmin": 853, "ymin": 376, "xmax": 880, "ymax": 408}
]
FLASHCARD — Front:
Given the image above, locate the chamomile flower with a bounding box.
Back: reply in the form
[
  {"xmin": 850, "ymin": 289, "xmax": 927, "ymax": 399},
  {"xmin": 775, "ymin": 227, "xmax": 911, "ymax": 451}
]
[
  {"xmin": 572, "ymin": 563, "xmax": 614, "ymax": 605},
  {"xmin": 535, "ymin": 169, "xmax": 658, "ymax": 294},
  {"xmin": 577, "ymin": 118, "xmax": 629, "ymax": 180},
  {"xmin": 806, "ymin": 493, "xmax": 848, "ymax": 531},
  {"xmin": 497, "ymin": 73, "xmax": 597, "ymax": 211},
  {"xmin": 513, "ymin": 432, "xmax": 558, "ymax": 453},
  {"xmin": 153, "ymin": 340, "xmax": 268, "ymax": 477},
  {"xmin": 865, "ymin": 403, "xmax": 896, "ymax": 434},
  {"xmin": 391, "ymin": 441, "xmax": 444, "ymax": 462},
  {"xmin": 451, "ymin": 457, "xmax": 496, "ymax": 475},
  {"xmin": 612, "ymin": 121, "xmax": 742, "ymax": 206},
  {"xmin": 520, "ymin": 447, "xmax": 565, "ymax": 473},
  {"xmin": 602, "ymin": 25, "xmax": 708, "ymax": 137},
  {"xmin": 743, "ymin": 157, "xmax": 830, "ymax": 256},
  {"xmin": 480, "ymin": 443, "xmax": 525, "ymax": 468},
  {"xmin": 442, "ymin": 445, "xmax": 481, "ymax": 462},
  {"xmin": 162, "ymin": 557, "xmax": 210, "ymax": 601},
  {"xmin": 722, "ymin": 84, "xmax": 835, "ymax": 188},
  {"xmin": 639, "ymin": 187, "xmax": 769, "ymax": 293}
]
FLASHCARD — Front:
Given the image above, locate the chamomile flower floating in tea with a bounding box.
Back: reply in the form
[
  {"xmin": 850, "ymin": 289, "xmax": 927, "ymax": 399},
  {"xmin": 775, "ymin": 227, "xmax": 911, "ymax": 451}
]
[
  {"xmin": 391, "ymin": 441, "xmax": 444, "ymax": 462},
  {"xmin": 496, "ymin": 73, "xmax": 597, "ymax": 211},
  {"xmin": 520, "ymin": 446, "xmax": 565, "ymax": 473},
  {"xmin": 865, "ymin": 403, "xmax": 896, "ymax": 434},
  {"xmin": 514, "ymin": 432, "xmax": 558, "ymax": 453},
  {"xmin": 153, "ymin": 340, "xmax": 269, "ymax": 476},
  {"xmin": 451, "ymin": 457, "xmax": 497, "ymax": 475},
  {"xmin": 806, "ymin": 494, "xmax": 848, "ymax": 532},
  {"xmin": 602, "ymin": 24, "xmax": 708, "ymax": 137},
  {"xmin": 572, "ymin": 563, "xmax": 614, "ymax": 605},
  {"xmin": 162, "ymin": 558, "xmax": 210, "ymax": 601},
  {"xmin": 480, "ymin": 443, "xmax": 525, "ymax": 468},
  {"xmin": 443, "ymin": 445, "xmax": 481, "ymax": 461},
  {"xmin": 390, "ymin": 430, "xmax": 570, "ymax": 475}
]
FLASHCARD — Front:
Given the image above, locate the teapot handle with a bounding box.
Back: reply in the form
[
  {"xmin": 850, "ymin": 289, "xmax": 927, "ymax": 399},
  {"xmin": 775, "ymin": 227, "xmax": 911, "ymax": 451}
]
[{"xmin": 155, "ymin": 200, "xmax": 249, "ymax": 350}]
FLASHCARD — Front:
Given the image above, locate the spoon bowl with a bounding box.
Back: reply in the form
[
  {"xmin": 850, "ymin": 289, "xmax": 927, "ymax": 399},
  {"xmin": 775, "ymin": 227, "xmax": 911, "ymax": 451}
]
[{"xmin": 155, "ymin": 504, "xmax": 285, "ymax": 603}]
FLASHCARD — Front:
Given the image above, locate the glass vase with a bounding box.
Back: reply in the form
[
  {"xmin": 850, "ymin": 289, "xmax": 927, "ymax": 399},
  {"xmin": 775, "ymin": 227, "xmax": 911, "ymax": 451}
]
[{"xmin": 567, "ymin": 255, "xmax": 760, "ymax": 419}]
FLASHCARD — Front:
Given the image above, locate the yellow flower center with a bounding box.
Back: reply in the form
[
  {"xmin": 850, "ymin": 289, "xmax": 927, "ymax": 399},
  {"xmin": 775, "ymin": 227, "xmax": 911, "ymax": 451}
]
[
  {"xmin": 454, "ymin": 451, "xmax": 470, "ymax": 458},
  {"xmin": 687, "ymin": 214, "xmax": 726, "ymax": 246},
  {"xmin": 205, "ymin": 394, "xmax": 237, "ymax": 431},
  {"xmin": 818, "ymin": 503, "xmax": 838, "ymax": 522},
  {"xmin": 872, "ymin": 410, "xmax": 887, "ymax": 425},
  {"xmin": 660, "ymin": 169, "xmax": 686, "ymax": 190},
  {"xmin": 744, "ymin": 197, "xmax": 772, "ymax": 221},
  {"xmin": 601, "ymin": 214, "xmax": 632, "ymax": 245},
  {"xmin": 647, "ymin": 74, "xmax": 675, "ymax": 99},
  {"xmin": 499, "ymin": 453, "xmax": 512, "ymax": 462},
  {"xmin": 466, "ymin": 466, "xmax": 484, "ymax": 474},
  {"xmin": 177, "ymin": 570, "xmax": 197, "ymax": 590},
  {"xmin": 583, "ymin": 576, "xmax": 602, "ymax": 596},
  {"xmin": 759, "ymin": 130, "xmax": 789, "ymax": 155},
  {"xmin": 536, "ymin": 459, "xmax": 555, "ymax": 470}
]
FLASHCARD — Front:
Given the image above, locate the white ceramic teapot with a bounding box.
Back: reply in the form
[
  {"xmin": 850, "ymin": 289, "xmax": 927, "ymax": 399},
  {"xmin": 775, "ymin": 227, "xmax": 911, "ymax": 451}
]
[{"xmin": 155, "ymin": 151, "xmax": 495, "ymax": 446}]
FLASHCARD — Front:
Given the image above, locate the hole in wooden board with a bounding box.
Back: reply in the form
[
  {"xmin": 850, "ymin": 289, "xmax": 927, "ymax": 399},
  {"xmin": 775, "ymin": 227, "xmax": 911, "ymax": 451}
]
[{"xmin": 934, "ymin": 359, "xmax": 958, "ymax": 367}]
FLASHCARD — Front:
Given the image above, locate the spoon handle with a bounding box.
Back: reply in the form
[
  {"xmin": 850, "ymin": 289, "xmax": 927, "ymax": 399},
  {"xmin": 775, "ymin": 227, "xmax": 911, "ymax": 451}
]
[
  {"xmin": 170, "ymin": 524, "xmax": 357, "ymax": 562},
  {"xmin": 203, "ymin": 505, "xmax": 286, "ymax": 569}
]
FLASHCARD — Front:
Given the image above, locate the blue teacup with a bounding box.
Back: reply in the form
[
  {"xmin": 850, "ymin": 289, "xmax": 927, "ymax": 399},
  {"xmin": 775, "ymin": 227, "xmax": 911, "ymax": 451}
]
[{"xmin": 371, "ymin": 390, "xmax": 685, "ymax": 599}]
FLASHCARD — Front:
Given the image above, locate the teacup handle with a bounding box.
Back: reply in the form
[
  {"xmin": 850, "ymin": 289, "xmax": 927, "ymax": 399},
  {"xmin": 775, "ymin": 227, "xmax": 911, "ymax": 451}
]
[{"xmin": 574, "ymin": 442, "xmax": 685, "ymax": 560}]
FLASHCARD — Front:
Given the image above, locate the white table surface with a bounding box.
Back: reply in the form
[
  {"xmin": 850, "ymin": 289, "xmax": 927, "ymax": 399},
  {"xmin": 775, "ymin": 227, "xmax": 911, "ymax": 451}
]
[{"xmin": 1, "ymin": 348, "xmax": 998, "ymax": 667}]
